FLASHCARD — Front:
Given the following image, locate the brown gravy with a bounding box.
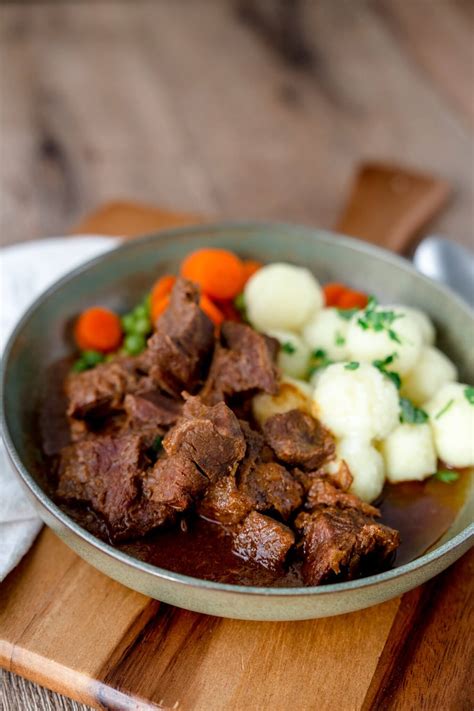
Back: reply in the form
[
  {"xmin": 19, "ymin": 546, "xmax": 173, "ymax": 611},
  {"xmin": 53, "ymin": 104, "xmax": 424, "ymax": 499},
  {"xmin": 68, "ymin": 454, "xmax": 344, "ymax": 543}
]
[{"xmin": 38, "ymin": 359, "xmax": 471, "ymax": 587}]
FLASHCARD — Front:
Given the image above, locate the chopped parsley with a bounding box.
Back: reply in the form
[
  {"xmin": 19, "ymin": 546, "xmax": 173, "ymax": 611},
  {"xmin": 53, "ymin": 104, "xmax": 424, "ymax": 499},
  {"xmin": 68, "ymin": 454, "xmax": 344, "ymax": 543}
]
[
  {"xmin": 399, "ymin": 397, "xmax": 428, "ymax": 424},
  {"xmin": 281, "ymin": 341, "xmax": 296, "ymax": 355},
  {"xmin": 357, "ymin": 297, "xmax": 404, "ymax": 344},
  {"xmin": 344, "ymin": 361, "xmax": 360, "ymax": 371},
  {"xmin": 435, "ymin": 399, "xmax": 454, "ymax": 420},
  {"xmin": 373, "ymin": 353, "xmax": 401, "ymax": 390},
  {"xmin": 234, "ymin": 292, "xmax": 248, "ymax": 322},
  {"xmin": 337, "ymin": 308, "xmax": 359, "ymax": 321},
  {"xmin": 308, "ymin": 349, "xmax": 333, "ymax": 376},
  {"xmin": 434, "ymin": 469, "xmax": 459, "ymax": 484},
  {"xmin": 464, "ymin": 386, "xmax": 474, "ymax": 405},
  {"xmin": 150, "ymin": 436, "xmax": 163, "ymax": 454},
  {"xmin": 335, "ymin": 331, "xmax": 346, "ymax": 347}
]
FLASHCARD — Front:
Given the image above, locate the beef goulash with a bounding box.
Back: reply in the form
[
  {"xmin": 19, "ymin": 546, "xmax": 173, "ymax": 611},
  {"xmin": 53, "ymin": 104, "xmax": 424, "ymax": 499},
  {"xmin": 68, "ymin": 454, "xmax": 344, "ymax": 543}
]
[{"xmin": 49, "ymin": 278, "xmax": 400, "ymax": 585}]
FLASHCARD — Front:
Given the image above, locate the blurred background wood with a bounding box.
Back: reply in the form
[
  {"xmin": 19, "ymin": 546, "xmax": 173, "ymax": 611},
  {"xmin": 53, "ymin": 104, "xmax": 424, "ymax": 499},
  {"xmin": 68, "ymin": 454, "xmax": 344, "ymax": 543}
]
[
  {"xmin": 0, "ymin": 0, "xmax": 473, "ymax": 250},
  {"xmin": 0, "ymin": 0, "xmax": 473, "ymax": 709}
]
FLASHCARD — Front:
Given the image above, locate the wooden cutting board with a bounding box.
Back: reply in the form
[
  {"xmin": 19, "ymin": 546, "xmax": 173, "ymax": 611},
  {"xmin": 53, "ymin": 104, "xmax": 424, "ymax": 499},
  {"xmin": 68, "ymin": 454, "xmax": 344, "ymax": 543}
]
[{"xmin": 1, "ymin": 164, "xmax": 473, "ymax": 711}]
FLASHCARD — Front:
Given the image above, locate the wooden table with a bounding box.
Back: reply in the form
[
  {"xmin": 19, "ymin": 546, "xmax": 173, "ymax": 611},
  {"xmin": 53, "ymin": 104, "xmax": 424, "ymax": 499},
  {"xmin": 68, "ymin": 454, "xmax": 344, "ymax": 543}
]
[{"xmin": 0, "ymin": 2, "xmax": 473, "ymax": 709}]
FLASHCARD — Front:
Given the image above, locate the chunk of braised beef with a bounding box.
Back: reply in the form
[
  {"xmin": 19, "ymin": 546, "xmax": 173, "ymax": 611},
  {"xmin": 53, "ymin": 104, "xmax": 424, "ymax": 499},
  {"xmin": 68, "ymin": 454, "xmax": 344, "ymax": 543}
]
[
  {"xmin": 163, "ymin": 396, "xmax": 246, "ymax": 481},
  {"xmin": 66, "ymin": 358, "xmax": 140, "ymax": 420},
  {"xmin": 145, "ymin": 453, "xmax": 208, "ymax": 512},
  {"xmin": 197, "ymin": 475, "xmax": 253, "ymax": 525},
  {"xmin": 304, "ymin": 478, "xmax": 379, "ymax": 518},
  {"xmin": 263, "ymin": 409, "xmax": 335, "ymax": 471},
  {"xmin": 143, "ymin": 278, "xmax": 214, "ymax": 395},
  {"xmin": 201, "ymin": 322, "xmax": 279, "ymax": 404},
  {"xmin": 295, "ymin": 507, "xmax": 400, "ymax": 585},
  {"xmin": 57, "ymin": 433, "xmax": 173, "ymax": 540},
  {"xmin": 237, "ymin": 421, "xmax": 264, "ymax": 480},
  {"xmin": 240, "ymin": 462, "xmax": 303, "ymax": 521},
  {"xmin": 124, "ymin": 391, "xmax": 182, "ymax": 429},
  {"xmin": 232, "ymin": 511, "xmax": 295, "ymax": 571}
]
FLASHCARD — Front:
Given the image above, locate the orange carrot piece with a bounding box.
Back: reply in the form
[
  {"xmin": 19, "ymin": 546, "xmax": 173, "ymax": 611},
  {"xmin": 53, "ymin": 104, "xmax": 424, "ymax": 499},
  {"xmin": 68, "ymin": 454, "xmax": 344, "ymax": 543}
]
[
  {"xmin": 151, "ymin": 294, "xmax": 170, "ymax": 324},
  {"xmin": 151, "ymin": 274, "xmax": 176, "ymax": 303},
  {"xmin": 323, "ymin": 283, "xmax": 347, "ymax": 307},
  {"xmin": 337, "ymin": 290, "xmax": 369, "ymax": 310},
  {"xmin": 242, "ymin": 259, "xmax": 262, "ymax": 283},
  {"xmin": 200, "ymin": 294, "xmax": 224, "ymax": 326},
  {"xmin": 181, "ymin": 248, "xmax": 245, "ymax": 300},
  {"xmin": 74, "ymin": 307, "xmax": 122, "ymax": 353}
]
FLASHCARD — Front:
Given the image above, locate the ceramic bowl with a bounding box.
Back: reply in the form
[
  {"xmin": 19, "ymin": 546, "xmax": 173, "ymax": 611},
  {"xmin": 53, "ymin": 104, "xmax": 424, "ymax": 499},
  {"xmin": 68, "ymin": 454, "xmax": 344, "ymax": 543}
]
[{"xmin": 2, "ymin": 223, "xmax": 473, "ymax": 620}]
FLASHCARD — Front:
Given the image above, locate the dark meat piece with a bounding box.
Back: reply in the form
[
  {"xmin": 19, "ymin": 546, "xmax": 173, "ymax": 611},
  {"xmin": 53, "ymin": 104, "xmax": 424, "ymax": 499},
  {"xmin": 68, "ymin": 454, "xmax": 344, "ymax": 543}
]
[
  {"xmin": 57, "ymin": 433, "xmax": 173, "ymax": 540},
  {"xmin": 263, "ymin": 409, "xmax": 335, "ymax": 471},
  {"xmin": 197, "ymin": 475, "xmax": 253, "ymax": 525},
  {"xmin": 146, "ymin": 453, "xmax": 208, "ymax": 512},
  {"xmin": 237, "ymin": 421, "xmax": 264, "ymax": 480},
  {"xmin": 124, "ymin": 391, "xmax": 182, "ymax": 428},
  {"xmin": 201, "ymin": 322, "xmax": 279, "ymax": 403},
  {"xmin": 143, "ymin": 278, "xmax": 214, "ymax": 395},
  {"xmin": 163, "ymin": 396, "xmax": 246, "ymax": 482},
  {"xmin": 304, "ymin": 478, "xmax": 379, "ymax": 518},
  {"xmin": 233, "ymin": 511, "xmax": 295, "ymax": 571},
  {"xmin": 66, "ymin": 358, "xmax": 140, "ymax": 420},
  {"xmin": 240, "ymin": 462, "xmax": 303, "ymax": 521},
  {"xmin": 295, "ymin": 507, "xmax": 400, "ymax": 585}
]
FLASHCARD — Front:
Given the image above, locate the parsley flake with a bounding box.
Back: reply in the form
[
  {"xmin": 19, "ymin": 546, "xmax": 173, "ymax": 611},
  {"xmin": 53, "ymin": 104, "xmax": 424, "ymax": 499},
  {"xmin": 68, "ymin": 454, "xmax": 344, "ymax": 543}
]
[
  {"xmin": 309, "ymin": 349, "xmax": 333, "ymax": 376},
  {"xmin": 345, "ymin": 361, "xmax": 360, "ymax": 371},
  {"xmin": 435, "ymin": 399, "xmax": 454, "ymax": 420},
  {"xmin": 373, "ymin": 354, "xmax": 401, "ymax": 389},
  {"xmin": 357, "ymin": 299, "xmax": 403, "ymax": 343},
  {"xmin": 464, "ymin": 386, "xmax": 474, "ymax": 405},
  {"xmin": 399, "ymin": 397, "xmax": 428, "ymax": 424},
  {"xmin": 335, "ymin": 331, "xmax": 346, "ymax": 347},
  {"xmin": 281, "ymin": 341, "xmax": 296, "ymax": 355},
  {"xmin": 337, "ymin": 308, "xmax": 359, "ymax": 321},
  {"xmin": 150, "ymin": 436, "xmax": 163, "ymax": 454},
  {"xmin": 434, "ymin": 469, "xmax": 459, "ymax": 484},
  {"xmin": 234, "ymin": 292, "xmax": 248, "ymax": 322}
]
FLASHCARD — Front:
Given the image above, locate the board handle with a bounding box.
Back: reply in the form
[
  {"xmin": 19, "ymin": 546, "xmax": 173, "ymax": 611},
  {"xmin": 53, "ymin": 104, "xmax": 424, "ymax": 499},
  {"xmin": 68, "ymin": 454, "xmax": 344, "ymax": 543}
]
[{"xmin": 335, "ymin": 163, "xmax": 450, "ymax": 254}]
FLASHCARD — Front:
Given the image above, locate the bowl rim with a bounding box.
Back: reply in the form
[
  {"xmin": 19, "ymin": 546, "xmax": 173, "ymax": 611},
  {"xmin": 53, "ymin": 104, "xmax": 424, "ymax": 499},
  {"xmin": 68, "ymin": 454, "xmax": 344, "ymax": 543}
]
[{"xmin": 2, "ymin": 220, "xmax": 473, "ymax": 598}]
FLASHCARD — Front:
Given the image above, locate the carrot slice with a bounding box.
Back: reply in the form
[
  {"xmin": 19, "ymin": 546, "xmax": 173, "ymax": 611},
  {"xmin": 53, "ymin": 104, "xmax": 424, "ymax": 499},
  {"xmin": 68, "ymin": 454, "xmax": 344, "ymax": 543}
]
[
  {"xmin": 151, "ymin": 294, "xmax": 170, "ymax": 324},
  {"xmin": 242, "ymin": 259, "xmax": 262, "ymax": 283},
  {"xmin": 323, "ymin": 283, "xmax": 347, "ymax": 307},
  {"xmin": 200, "ymin": 295, "xmax": 224, "ymax": 326},
  {"xmin": 151, "ymin": 274, "xmax": 176, "ymax": 303},
  {"xmin": 337, "ymin": 290, "xmax": 369, "ymax": 310},
  {"xmin": 74, "ymin": 307, "xmax": 123, "ymax": 353},
  {"xmin": 181, "ymin": 248, "xmax": 245, "ymax": 300}
]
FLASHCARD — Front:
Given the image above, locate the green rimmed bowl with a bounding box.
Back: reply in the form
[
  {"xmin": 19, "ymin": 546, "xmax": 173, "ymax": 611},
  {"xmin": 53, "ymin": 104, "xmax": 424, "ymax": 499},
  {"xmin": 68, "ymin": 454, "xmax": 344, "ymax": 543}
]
[{"xmin": 2, "ymin": 222, "xmax": 473, "ymax": 620}]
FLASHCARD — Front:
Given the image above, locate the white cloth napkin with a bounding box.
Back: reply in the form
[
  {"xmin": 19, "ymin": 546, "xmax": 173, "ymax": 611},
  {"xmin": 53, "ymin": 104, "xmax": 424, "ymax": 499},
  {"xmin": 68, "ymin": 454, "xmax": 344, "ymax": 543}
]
[{"xmin": 0, "ymin": 235, "xmax": 121, "ymax": 581}]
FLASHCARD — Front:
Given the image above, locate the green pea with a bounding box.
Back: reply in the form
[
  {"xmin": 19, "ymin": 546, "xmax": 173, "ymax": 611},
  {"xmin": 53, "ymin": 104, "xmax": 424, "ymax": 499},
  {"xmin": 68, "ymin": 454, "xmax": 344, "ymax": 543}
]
[
  {"xmin": 124, "ymin": 333, "xmax": 146, "ymax": 355},
  {"xmin": 134, "ymin": 317, "xmax": 151, "ymax": 335},
  {"xmin": 133, "ymin": 304, "xmax": 148, "ymax": 319},
  {"xmin": 82, "ymin": 350, "xmax": 105, "ymax": 367},
  {"xmin": 72, "ymin": 358, "xmax": 88, "ymax": 373},
  {"xmin": 121, "ymin": 313, "xmax": 136, "ymax": 333}
]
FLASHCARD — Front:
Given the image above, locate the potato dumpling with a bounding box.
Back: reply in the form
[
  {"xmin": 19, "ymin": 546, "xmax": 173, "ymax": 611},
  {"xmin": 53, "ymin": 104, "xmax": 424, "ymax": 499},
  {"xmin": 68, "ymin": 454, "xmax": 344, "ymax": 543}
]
[
  {"xmin": 302, "ymin": 308, "xmax": 350, "ymax": 360},
  {"xmin": 337, "ymin": 438, "xmax": 385, "ymax": 503},
  {"xmin": 252, "ymin": 379, "xmax": 311, "ymax": 427},
  {"xmin": 267, "ymin": 329, "xmax": 311, "ymax": 379},
  {"xmin": 425, "ymin": 382, "xmax": 474, "ymax": 467},
  {"xmin": 346, "ymin": 307, "xmax": 422, "ymax": 375},
  {"xmin": 244, "ymin": 263, "xmax": 323, "ymax": 332},
  {"xmin": 401, "ymin": 346, "xmax": 457, "ymax": 405},
  {"xmin": 381, "ymin": 423, "xmax": 437, "ymax": 482},
  {"xmin": 312, "ymin": 362, "xmax": 400, "ymax": 441},
  {"xmin": 389, "ymin": 305, "xmax": 435, "ymax": 346}
]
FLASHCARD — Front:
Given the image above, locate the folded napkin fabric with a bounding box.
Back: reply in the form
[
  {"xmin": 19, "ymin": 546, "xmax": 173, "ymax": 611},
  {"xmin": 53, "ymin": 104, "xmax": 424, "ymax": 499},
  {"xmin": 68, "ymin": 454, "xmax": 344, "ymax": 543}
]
[{"xmin": 0, "ymin": 235, "xmax": 120, "ymax": 581}]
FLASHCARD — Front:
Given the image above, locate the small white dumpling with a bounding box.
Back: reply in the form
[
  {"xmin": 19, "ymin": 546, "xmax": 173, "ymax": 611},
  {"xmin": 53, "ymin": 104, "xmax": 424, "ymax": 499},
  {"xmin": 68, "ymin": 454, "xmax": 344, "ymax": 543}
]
[
  {"xmin": 337, "ymin": 438, "xmax": 385, "ymax": 503},
  {"xmin": 312, "ymin": 362, "xmax": 400, "ymax": 441},
  {"xmin": 244, "ymin": 263, "xmax": 323, "ymax": 332},
  {"xmin": 346, "ymin": 307, "xmax": 422, "ymax": 375},
  {"xmin": 381, "ymin": 423, "xmax": 437, "ymax": 482},
  {"xmin": 281, "ymin": 375, "xmax": 313, "ymax": 398},
  {"xmin": 266, "ymin": 329, "xmax": 311, "ymax": 379},
  {"xmin": 425, "ymin": 382, "xmax": 474, "ymax": 467},
  {"xmin": 388, "ymin": 305, "xmax": 435, "ymax": 346},
  {"xmin": 252, "ymin": 379, "xmax": 311, "ymax": 427},
  {"xmin": 302, "ymin": 308, "xmax": 350, "ymax": 360},
  {"xmin": 401, "ymin": 346, "xmax": 457, "ymax": 405}
]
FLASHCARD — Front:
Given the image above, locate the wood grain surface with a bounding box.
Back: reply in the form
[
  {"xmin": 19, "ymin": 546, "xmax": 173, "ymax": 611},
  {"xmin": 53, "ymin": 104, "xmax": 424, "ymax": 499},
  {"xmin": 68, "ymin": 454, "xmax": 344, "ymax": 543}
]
[{"xmin": 1, "ymin": 1, "xmax": 473, "ymax": 709}]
